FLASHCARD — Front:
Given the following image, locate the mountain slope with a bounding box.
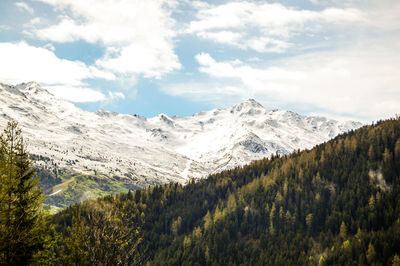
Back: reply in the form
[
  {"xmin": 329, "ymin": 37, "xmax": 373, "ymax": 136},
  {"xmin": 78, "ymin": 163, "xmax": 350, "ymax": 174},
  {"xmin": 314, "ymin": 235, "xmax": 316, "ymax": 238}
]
[
  {"xmin": 52, "ymin": 118, "xmax": 400, "ymax": 265},
  {"xmin": 0, "ymin": 82, "xmax": 361, "ymax": 207}
]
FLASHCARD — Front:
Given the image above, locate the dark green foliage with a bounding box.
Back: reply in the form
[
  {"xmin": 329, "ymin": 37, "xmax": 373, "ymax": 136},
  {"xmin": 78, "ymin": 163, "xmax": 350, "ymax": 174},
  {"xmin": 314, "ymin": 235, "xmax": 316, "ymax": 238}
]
[
  {"xmin": 52, "ymin": 118, "xmax": 400, "ymax": 265},
  {"xmin": 63, "ymin": 206, "xmax": 88, "ymax": 265},
  {"xmin": 53, "ymin": 197, "xmax": 143, "ymax": 265},
  {"xmin": 36, "ymin": 167, "xmax": 62, "ymax": 193},
  {"xmin": 0, "ymin": 121, "xmax": 51, "ymax": 265}
]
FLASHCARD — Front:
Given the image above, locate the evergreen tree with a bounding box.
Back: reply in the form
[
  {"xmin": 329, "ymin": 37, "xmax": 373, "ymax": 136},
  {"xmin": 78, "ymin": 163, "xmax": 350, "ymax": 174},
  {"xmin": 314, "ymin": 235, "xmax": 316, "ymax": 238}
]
[
  {"xmin": 339, "ymin": 221, "xmax": 347, "ymax": 239},
  {"xmin": 62, "ymin": 201, "xmax": 142, "ymax": 265},
  {"xmin": 0, "ymin": 120, "xmax": 49, "ymax": 265},
  {"xmin": 393, "ymin": 254, "xmax": 400, "ymax": 266},
  {"xmin": 366, "ymin": 242, "xmax": 376, "ymax": 265},
  {"xmin": 63, "ymin": 206, "xmax": 88, "ymax": 266}
]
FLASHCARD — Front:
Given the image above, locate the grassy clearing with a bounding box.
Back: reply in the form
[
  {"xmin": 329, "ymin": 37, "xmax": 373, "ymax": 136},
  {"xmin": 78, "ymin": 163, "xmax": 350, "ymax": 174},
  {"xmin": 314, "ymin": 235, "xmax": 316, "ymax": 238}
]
[{"xmin": 44, "ymin": 172, "xmax": 139, "ymax": 209}]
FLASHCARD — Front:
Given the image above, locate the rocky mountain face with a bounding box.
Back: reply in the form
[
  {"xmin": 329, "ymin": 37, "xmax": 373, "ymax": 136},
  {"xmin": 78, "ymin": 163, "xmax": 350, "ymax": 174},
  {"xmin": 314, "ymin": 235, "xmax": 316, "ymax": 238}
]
[{"xmin": 0, "ymin": 82, "xmax": 362, "ymax": 207}]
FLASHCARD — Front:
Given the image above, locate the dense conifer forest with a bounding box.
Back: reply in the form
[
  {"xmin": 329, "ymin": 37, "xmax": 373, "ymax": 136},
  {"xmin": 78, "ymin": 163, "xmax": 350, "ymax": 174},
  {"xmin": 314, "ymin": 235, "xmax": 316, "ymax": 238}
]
[
  {"xmin": 2, "ymin": 118, "xmax": 400, "ymax": 265},
  {"xmin": 49, "ymin": 118, "xmax": 400, "ymax": 265}
]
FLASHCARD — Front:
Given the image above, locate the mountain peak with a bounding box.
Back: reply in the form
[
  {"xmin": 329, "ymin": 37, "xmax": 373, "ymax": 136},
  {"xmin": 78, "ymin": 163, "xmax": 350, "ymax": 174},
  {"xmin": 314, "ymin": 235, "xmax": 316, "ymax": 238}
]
[
  {"xmin": 230, "ymin": 98, "xmax": 264, "ymax": 114},
  {"xmin": 16, "ymin": 81, "xmax": 51, "ymax": 96},
  {"xmin": 243, "ymin": 98, "xmax": 264, "ymax": 108},
  {"xmin": 242, "ymin": 99, "xmax": 264, "ymax": 108},
  {"xmin": 25, "ymin": 81, "xmax": 41, "ymax": 88}
]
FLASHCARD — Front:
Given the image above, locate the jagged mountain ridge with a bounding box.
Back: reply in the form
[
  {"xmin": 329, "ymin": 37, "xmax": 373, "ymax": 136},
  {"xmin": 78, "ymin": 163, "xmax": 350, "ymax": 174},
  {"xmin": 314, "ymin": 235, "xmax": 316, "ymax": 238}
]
[{"xmin": 0, "ymin": 81, "xmax": 362, "ymax": 196}]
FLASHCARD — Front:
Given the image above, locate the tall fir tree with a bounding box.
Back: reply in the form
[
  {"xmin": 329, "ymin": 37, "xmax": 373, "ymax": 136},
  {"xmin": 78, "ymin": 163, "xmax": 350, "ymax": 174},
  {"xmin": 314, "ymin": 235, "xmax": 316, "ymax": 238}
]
[
  {"xmin": 63, "ymin": 206, "xmax": 88, "ymax": 266},
  {"xmin": 0, "ymin": 120, "xmax": 49, "ymax": 265}
]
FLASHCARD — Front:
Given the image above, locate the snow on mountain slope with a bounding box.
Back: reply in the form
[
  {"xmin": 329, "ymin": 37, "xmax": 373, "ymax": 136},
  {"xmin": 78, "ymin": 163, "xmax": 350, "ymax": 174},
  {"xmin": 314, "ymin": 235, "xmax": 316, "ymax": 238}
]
[{"xmin": 0, "ymin": 82, "xmax": 362, "ymax": 191}]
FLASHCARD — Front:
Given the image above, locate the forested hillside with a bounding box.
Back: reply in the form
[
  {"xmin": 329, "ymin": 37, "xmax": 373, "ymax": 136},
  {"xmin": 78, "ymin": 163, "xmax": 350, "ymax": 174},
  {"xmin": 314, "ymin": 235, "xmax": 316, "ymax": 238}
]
[{"xmin": 52, "ymin": 118, "xmax": 400, "ymax": 265}]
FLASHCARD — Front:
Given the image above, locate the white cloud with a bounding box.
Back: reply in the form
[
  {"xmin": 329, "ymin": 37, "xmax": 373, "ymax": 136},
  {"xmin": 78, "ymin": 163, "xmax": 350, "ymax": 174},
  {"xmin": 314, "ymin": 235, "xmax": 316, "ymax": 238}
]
[
  {"xmin": 0, "ymin": 41, "xmax": 115, "ymax": 102},
  {"xmin": 246, "ymin": 37, "xmax": 291, "ymax": 53},
  {"xmin": 0, "ymin": 42, "xmax": 114, "ymax": 86},
  {"xmin": 28, "ymin": 17, "xmax": 42, "ymax": 25},
  {"xmin": 197, "ymin": 31, "xmax": 242, "ymax": 45},
  {"xmin": 364, "ymin": 1, "xmax": 400, "ymax": 30},
  {"xmin": 32, "ymin": 0, "xmax": 181, "ymax": 78},
  {"xmin": 195, "ymin": 52, "xmax": 304, "ymax": 81},
  {"xmin": 161, "ymin": 82, "xmax": 247, "ymax": 106},
  {"xmin": 196, "ymin": 31, "xmax": 290, "ymax": 53},
  {"xmin": 195, "ymin": 53, "xmax": 215, "ymax": 66},
  {"xmin": 15, "ymin": 2, "xmax": 34, "ymax": 14},
  {"xmin": 108, "ymin": 91, "xmax": 125, "ymax": 101},
  {"xmin": 165, "ymin": 41, "xmax": 400, "ymax": 121},
  {"xmin": 47, "ymin": 86, "xmax": 106, "ymax": 102},
  {"xmin": 177, "ymin": 1, "xmax": 400, "ymax": 121},
  {"xmin": 189, "ymin": 2, "xmax": 365, "ymax": 32},
  {"xmin": 187, "ymin": 1, "xmax": 366, "ymax": 53},
  {"xmin": 96, "ymin": 41, "xmax": 180, "ymax": 79},
  {"xmin": 43, "ymin": 43, "xmax": 55, "ymax": 51}
]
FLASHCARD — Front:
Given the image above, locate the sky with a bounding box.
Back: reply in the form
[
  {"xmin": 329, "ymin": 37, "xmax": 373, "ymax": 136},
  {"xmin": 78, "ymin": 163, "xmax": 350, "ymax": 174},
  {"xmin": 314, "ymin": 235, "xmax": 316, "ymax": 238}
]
[{"xmin": 0, "ymin": 0, "xmax": 399, "ymax": 122}]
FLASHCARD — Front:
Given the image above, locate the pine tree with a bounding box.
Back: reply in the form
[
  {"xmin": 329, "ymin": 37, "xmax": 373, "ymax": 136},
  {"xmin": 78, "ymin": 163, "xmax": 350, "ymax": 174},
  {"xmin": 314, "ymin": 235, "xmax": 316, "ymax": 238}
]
[
  {"xmin": 0, "ymin": 120, "xmax": 49, "ymax": 265},
  {"xmin": 395, "ymin": 139, "xmax": 400, "ymax": 160},
  {"xmin": 366, "ymin": 242, "xmax": 376, "ymax": 265},
  {"xmin": 63, "ymin": 201, "xmax": 142, "ymax": 265},
  {"xmin": 339, "ymin": 221, "xmax": 347, "ymax": 239},
  {"xmin": 63, "ymin": 206, "xmax": 88, "ymax": 266},
  {"xmin": 306, "ymin": 213, "xmax": 313, "ymax": 232}
]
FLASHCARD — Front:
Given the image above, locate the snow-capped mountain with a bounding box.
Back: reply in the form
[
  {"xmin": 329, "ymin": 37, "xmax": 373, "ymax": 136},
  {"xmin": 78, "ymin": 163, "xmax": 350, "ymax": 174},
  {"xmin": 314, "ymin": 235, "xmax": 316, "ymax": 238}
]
[{"xmin": 0, "ymin": 82, "xmax": 362, "ymax": 195}]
